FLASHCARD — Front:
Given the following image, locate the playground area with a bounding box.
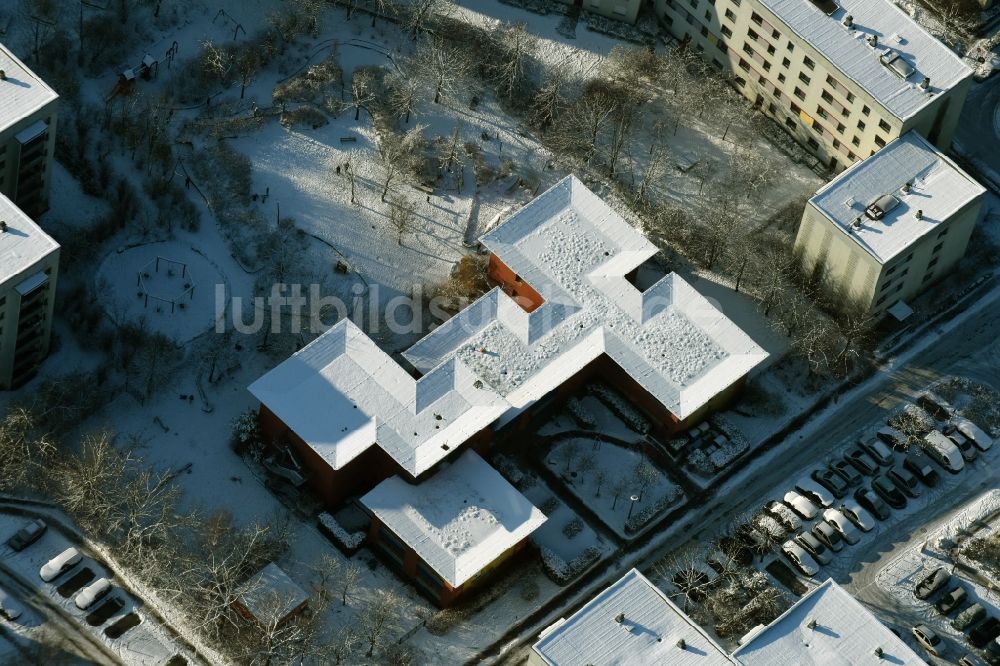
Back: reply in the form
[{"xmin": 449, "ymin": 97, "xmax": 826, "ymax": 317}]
[{"xmin": 96, "ymin": 242, "xmax": 227, "ymax": 343}]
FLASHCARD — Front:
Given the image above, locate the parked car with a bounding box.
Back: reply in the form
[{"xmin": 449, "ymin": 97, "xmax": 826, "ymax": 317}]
[
  {"xmin": 915, "ymin": 567, "xmax": 950, "ymax": 600},
  {"xmin": 40, "ymin": 548, "xmax": 82, "ymax": 583},
  {"xmin": 954, "ymin": 604, "xmax": 987, "ymax": 632},
  {"xmin": 74, "ymin": 578, "xmax": 112, "ymax": 611},
  {"xmin": 970, "ymin": 617, "xmax": 1000, "ymax": 649},
  {"xmin": 886, "ymin": 465, "xmax": 921, "ymax": 498},
  {"xmin": 812, "ymin": 467, "xmax": 849, "ymax": 499},
  {"xmin": 783, "ymin": 491, "xmax": 819, "ymax": 520},
  {"xmin": 831, "ymin": 459, "xmax": 862, "ymax": 486},
  {"xmin": 7, "ymin": 519, "xmax": 47, "ymax": 552},
  {"xmin": 812, "ymin": 521, "xmax": 844, "ymax": 552},
  {"xmin": 860, "ymin": 436, "xmax": 894, "ymax": 465},
  {"xmin": 0, "ymin": 588, "xmax": 23, "ymax": 621},
  {"xmin": 876, "ymin": 426, "xmax": 907, "ymax": 450},
  {"xmin": 936, "ymin": 586, "xmax": 967, "ymax": 614},
  {"xmin": 794, "ymin": 477, "xmax": 835, "ymax": 507},
  {"xmin": 904, "ymin": 449, "xmax": 940, "ymax": 487},
  {"xmin": 845, "ymin": 447, "xmax": 879, "ymax": 476},
  {"xmin": 923, "ymin": 431, "xmax": 965, "ymax": 474},
  {"xmin": 794, "ymin": 531, "xmax": 831, "ymax": 565},
  {"xmin": 960, "ymin": 653, "xmax": 987, "ymax": 666},
  {"xmin": 781, "ymin": 540, "xmax": 819, "ymax": 576},
  {"xmin": 912, "ymin": 624, "xmax": 943, "ymax": 656},
  {"xmin": 987, "ymin": 638, "xmax": 1000, "ymax": 666},
  {"xmin": 766, "ymin": 501, "xmax": 802, "ymax": 531},
  {"xmin": 840, "ymin": 499, "xmax": 876, "ymax": 531},
  {"xmin": 946, "ymin": 428, "xmax": 979, "ymax": 462},
  {"xmin": 823, "ymin": 509, "xmax": 860, "ymax": 545},
  {"xmin": 918, "ymin": 392, "xmax": 954, "ymax": 420},
  {"xmin": 855, "ymin": 488, "xmax": 891, "ymax": 520},
  {"xmin": 871, "ymin": 475, "xmax": 907, "ymax": 509},
  {"xmin": 954, "ymin": 417, "xmax": 994, "ymax": 452}
]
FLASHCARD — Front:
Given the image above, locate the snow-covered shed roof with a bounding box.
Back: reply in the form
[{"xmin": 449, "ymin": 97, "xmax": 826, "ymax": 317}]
[
  {"xmin": 758, "ymin": 0, "xmax": 971, "ymax": 121},
  {"xmin": 0, "ymin": 42, "xmax": 58, "ymax": 134},
  {"xmin": 0, "ymin": 192, "xmax": 59, "ymax": 284},
  {"xmin": 532, "ymin": 568, "xmax": 734, "ymax": 666},
  {"xmin": 236, "ymin": 563, "xmax": 308, "ymax": 624},
  {"xmin": 732, "ymin": 579, "xmax": 925, "ymax": 665},
  {"xmin": 404, "ymin": 175, "xmax": 768, "ymax": 422},
  {"xmin": 248, "ymin": 319, "xmax": 510, "ymax": 477},
  {"xmin": 360, "ymin": 450, "xmax": 545, "ymax": 588},
  {"xmin": 809, "ymin": 131, "xmax": 985, "ymax": 264}
]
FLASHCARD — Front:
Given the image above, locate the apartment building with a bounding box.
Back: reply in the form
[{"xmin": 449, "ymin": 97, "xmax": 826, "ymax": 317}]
[
  {"xmin": 652, "ymin": 0, "xmax": 973, "ymax": 170},
  {"xmin": 795, "ymin": 131, "xmax": 985, "ymax": 319},
  {"xmin": 0, "ymin": 42, "xmax": 59, "ymax": 219},
  {"xmin": 0, "ymin": 192, "xmax": 60, "ymax": 390}
]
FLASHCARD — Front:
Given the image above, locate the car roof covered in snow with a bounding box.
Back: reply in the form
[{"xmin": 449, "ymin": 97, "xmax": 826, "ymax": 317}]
[
  {"xmin": 236, "ymin": 563, "xmax": 308, "ymax": 624},
  {"xmin": 0, "ymin": 42, "xmax": 58, "ymax": 134},
  {"xmin": 404, "ymin": 175, "xmax": 767, "ymax": 424},
  {"xmin": 531, "ymin": 568, "xmax": 735, "ymax": 666},
  {"xmin": 758, "ymin": 0, "xmax": 971, "ymax": 121},
  {"xmin": 360, "ymin": 450, "xmax": 545, "ymax": 588},
  {"xmin": 732, "ymin": 578, "xmax": 925, "ymax": 665},
  {"xmin": 248, "ymin": 319, "xmax": 510, "ymax": 477},
  {"xmin": 0, "ymin": 192, "xmax": 59, "ymax": 284},
  {"xmin": 809, "ymin": 131, "xmax": 985, "ymax": 264}
]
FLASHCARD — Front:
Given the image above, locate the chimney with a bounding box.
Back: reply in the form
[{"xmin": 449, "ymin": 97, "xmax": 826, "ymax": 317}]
[
  {"xmin": 867, "ymin": 34, "xmax": 878, "ymax": 47},
  {"xmin": 916, "ymin": 210, "xmax": 923, "ymax": 219},
  {"xmin": 874, "ymin": 646, "xmax": 884, "ymax": 658},
  {"xmin": 843, "ymin": 14, "xmax": 853, "ymax": 28},
  {"xmin": 677, "ymin": 638, "xmax": 687, "ymax": 650},
  {"xmin": 903, "ymin": 182, "xmax": 911, "ymax": 193},
  {"xmin": 615, "ymin": 613, "xmax": 625, "ymax": 624},
  {"xmin": 0, "ymin": 221, "xmax": 6, "ymax": 233},
  {"xmin": 0, "ymin": 70, "xmax": 6, "ymax": 81},
  {"xmin": 920, "ymin": 77, "xmax": 930, "ymax": 90},
  {"xmin": 807, "ymin": 618, "xmax": 818, "ymax": 630}
]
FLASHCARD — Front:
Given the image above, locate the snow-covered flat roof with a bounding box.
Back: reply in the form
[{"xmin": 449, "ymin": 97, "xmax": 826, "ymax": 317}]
[
  {"xmin": 405, "ymin": 175, "xmax": 767, "ymax": 421},
  {"xmin": 759, "ymin": 0, "xmax": 971, "ymax": 121},
  {"xmin": 360, "ymin": 450, "xmax": 546, "ymax": 588},
  {"xmin": 532, "ymin": 568, "xmax": 734, "ymax": 665},
  {"xmin": 810, "ymin": 131, "xmax": 985, "ymax": 264},
  {"xmin": 0, "ymin": 192, "xmax": 59, "ymax": 284},
  {"xmin": 732, "ymin": 579, "xmax": 926, "ymax": 665},
  {"xmin": 236, "ymin": 563, "xmax": 308, "ymax": 624},
  {"xmin": 0, "ymin": 42, "xmax": 58, "ymax": 134},
  {"xmin": 248, "ymin": 320, "xmax": 510, "ymax": 477}
]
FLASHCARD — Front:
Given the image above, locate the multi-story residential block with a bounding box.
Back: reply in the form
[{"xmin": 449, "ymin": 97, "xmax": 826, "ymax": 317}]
[
  {"xmin": 0, "ymin": 42, "xmax": 59, "ymax": 218},
  {"xmin": 553, "ymin": 0, "xmax": 644, "ymax": 24},
  {"xmin": 652, "ymin": 0, "xmax": 973, "ymax": 170},
  {"xmin": 795, "ymin": 131, "xmax": 985, "ymax": 319},
  {"xmin": 0, "ymin": 192, "xmax": 60, "ymax": 390}
]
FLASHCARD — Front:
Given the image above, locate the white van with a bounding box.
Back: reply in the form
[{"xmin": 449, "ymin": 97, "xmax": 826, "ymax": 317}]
[
  {"xmin": 954, "ymin": 418, "xmax": 994, "ymax": 452},
  {"xmin": 923, "ymin": 431, "xmax": 965, "ymax": 474}
]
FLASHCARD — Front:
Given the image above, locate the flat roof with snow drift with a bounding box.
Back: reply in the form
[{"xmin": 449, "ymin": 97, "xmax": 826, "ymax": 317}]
[
  {"xmin": 251, "ymin": 176, "xmax": 766, "ymax": 477},
  {"xmin": 758, "ymin": 0, "xmax": 971, "ymax": 120},
  {"xmin": 360, "ymin": 450, "xmax": 545, "ymax": 588},
  {"xmin": 732, "ymin": 579, "xmax": 926, "ymax": 665},
  {"xmin": 809, "ymin": 131, "xmax": 985, "ymax": 264},
  {"xmin": 405, "ymin": 175, "xmax": 767, "ymax": 424},
  {"xmin": 0, "ymin": 42, "xmax": 58, "ymax": 134},
  {"xmin": 0, "ymin": 192, "xmax": 59, "ymax": 283},
  {"xmin": 532, "ymin": 568, "xmax": 734, "ymax": 665}
]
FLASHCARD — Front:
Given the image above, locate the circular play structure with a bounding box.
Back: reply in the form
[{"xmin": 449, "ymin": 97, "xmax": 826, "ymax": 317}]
[{"xmin": 137, "ymin": 256, "xmax": 197, "ymax": 314}]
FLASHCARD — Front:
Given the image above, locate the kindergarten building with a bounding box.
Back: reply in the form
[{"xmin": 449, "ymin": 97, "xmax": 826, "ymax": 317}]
[{"xmin": 249, "ymin": 175, "xmax": 767, "ymax": 604}]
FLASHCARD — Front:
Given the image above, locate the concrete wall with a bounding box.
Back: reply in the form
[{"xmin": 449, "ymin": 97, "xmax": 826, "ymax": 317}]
[
  {"xmin": 0, "ymin": 246, "xmax": 59, "ymax": 389},
  {"xmin": 650, "ymin": 0, "xmax": 971, "ymax": 170}
]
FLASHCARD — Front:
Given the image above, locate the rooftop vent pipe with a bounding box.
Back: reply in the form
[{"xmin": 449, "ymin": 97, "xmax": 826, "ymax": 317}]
[
  {"xmin": 920, "ymin": 77, "xmax": 930, "ymax": 90},
  {"xmin": 843, "ymin": 14, "xmax": 853, "ymax": 28},
  {"xmin": 0, "ymin": 70, "xmax": 6, "ymax": 81},
  {"xmin": 615, "ymin": 613, "xmax": 625, "ymax": 624},
  {"xmin": 916, "ymin": 209, "xmax": 923, "ymax": 219},
  {"xmin": 0, "ymin": 221, "xmax": 6, "ymax": 233},
  {"xmin": 677, "ymin": 639, "xmax": 687, "ymax": 650},
  {"xmin": 867, "ymin": 34, "xmax": 879, "ymax": 47}
]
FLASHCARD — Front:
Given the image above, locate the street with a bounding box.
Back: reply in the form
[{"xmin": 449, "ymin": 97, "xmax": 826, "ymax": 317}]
[{"xmin": 954, "ymin": 74, "xmax": 1000, "ymax": 188}]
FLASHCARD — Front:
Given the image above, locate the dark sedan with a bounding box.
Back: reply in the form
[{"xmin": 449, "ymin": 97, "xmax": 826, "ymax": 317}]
[
  {"xmin": 887, "ymin": 465, "xmax": 922, "ymax": 499},
  {"xmin": 855, "ymin": 487, "xmax": 891, "ymax": 520},
  {"xmin": 904, "ymin": 449, "xmax": 940, "ymax": 487},
  {"xmin": 845, "ymin": 447, "xmax": 879, "ymax": 476},
  {"xmin": 872, "ymin": 475, "xmax": 907, "ymax": 509},
  {"xmin": 812, "ymin": 467, "xmax": 849, "ymax": 499}
]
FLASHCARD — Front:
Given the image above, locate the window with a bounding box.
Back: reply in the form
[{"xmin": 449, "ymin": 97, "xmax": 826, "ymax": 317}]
[
  {"xmin": 879, "ymin": 119, "xmax": 891, "ymax": 132},
  {"xmin": 846, "ymin": 92, "xmax": 855, "ymax": 103},
  {"xmin": 790, "ymin": 102, "xmax": 801, "ymax": 114},
  {"xmin": 782, "ymin": 57, "xmax": 791, "ymax": 68},
  {"xmin": 932, "ymin": 242, "xmax": 944, "ymax": 254},
  {"xmin": 778, "ymin": 73, "xmax": 786, "ymax": 83},
  {"xmin": 836, "ymin": 122, "xmax": 845, "ymax": 133},
  {"xmin": 751, "ymin": 11, "xmax": 763, "ymax": 24},
  {"xmin": 743, "ymin": 44, "xmax": 753, "ymax": 56},
  {"xmin": 937, "ymin": 227, "xmax": 949, "ymax": 238},
  {"xmin": 862, "ymin": 105, "xmax": 871, "ymax": 116},
  {"xmin": 822, "ymin": 90, "xmax": 834, "ymax": 103},
  {"xmin": 848, "ymin": 152, "xmax": 857, "ymax": 161},
  {"xmin": 705, "ymin": 10, "xmax": 712, "ymax": 20},
  {"xmin": 794, "ymin": 87, "xmax": 806, "ymax": 100},
  {"xmin": 788, "ymin": 42, "xmax": 795, "ymax": 52},
  {"xmin": 928, "ymin": 257, "xmax": 939, "ymax": 269},
  {"xmin": 923, "ymin": 271, "xmax": 934, "ymax": 283},
  {"xmin": 803, "ymin": 56, "xmax": 815, "ymax": 70},
  {"xmin": 876, "ymin": 295, "xmax": 888, "ymax": 305},
  {"xmin": 874, "ymin": 135, "xmax": 886, "ymax": 148},
  {"xmin": 379, "ymin": 528, "xmax": 407, "ymax": 563},
  {"xmin": 886, "ymin": 265, "xmax": 897, "ymax": 275},
  {"xmin": 816, "ymin": 106, "xmax": 828, "ymax": 119},
  {"xmin": 807, "ymin": 137, "xmax": 819, "ymax": 149},
  {"xmin": 799, "ymin": 72, "xmax": 811, "ymax": 84},
  {"xmin": 785, "ymin": 117, "xmax": 796, "ymax": 128},
  {"xmin": 689, "ymin": 0, "xmax": 697, "ymax": 8},
  {"xmin": 857, "ymin": 119, "xmax": 866, "ymax": 131},
  {"xmin": 725, "ymin": 8, "xmax": 736, "ymax": 20},
  {"xmin": 768, "ymin": 102, "xmax": 777, "ymax": 114},
  {"xmin": 721, "ymin": 24, "xmax": 733, "ymax": 37},
  {"xmin": 748, "ymin": 29, "xmax": 759, "ymax": 41},
  {"xmin": 767, "ymin": 44, "xmax": 776, "ymax": 55}
]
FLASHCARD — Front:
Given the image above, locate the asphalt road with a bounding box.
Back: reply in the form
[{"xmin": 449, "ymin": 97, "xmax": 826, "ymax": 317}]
[
  {"xmin": 954, "ymin": 74, "xmax": 1000, "ymax": 186},
  {"xmin": 499, "ymin": 283, "xmax": 1000, "ymax": 663}
]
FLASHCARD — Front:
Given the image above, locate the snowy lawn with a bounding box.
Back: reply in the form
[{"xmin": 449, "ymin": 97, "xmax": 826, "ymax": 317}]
[{"xmin": 543, "ymin": 437, "xmax": 686, "ymax": 538}]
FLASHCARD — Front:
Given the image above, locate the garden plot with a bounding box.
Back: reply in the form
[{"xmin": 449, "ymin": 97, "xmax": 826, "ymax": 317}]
[
  {"xmin": 96, "ymin": 241, "xmax": 226, "ymax": 343},
  {"xmin": 543, "ymin": 437, "xmax": 686, "ymax": 538}
]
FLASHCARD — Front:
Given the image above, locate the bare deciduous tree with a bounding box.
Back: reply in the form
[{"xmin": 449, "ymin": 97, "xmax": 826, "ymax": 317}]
[
  {"xmin": 487, "ymin": 22, "xmax": 537, "ymax": 101},
  {"xmin": 236, "ymin": 46, "xmax": 259, "ymax": 100},
  {"xmin": 352, "ymin": 68, "xmax": 376, "ymax": 122},
  {"xmin": 531, "ymin": 63, "xmax": 571, "ymax": 131},
  {"xmin": 376, "ymin": 124, "xmax": 425, "ymax": 201},
  {"xmin": 387, "ymin": 194, "xmax": 417, "ymax": 245},
  {"xmin": 385, "ymin": 71, "xmax": 419, "ymax": 124},
  {"xmin": 414, "ymin": 35, "xmax": 470, "ymax": 105},
  {"xmin": 401, "ymin": 0, "xmax": 453, "ymax": 38},
  {"xmin": 359, "ymin": 589, "xmax": 404, "ymax": 657}
]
